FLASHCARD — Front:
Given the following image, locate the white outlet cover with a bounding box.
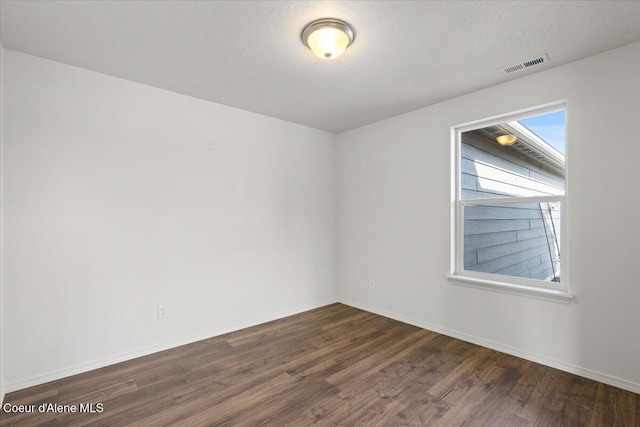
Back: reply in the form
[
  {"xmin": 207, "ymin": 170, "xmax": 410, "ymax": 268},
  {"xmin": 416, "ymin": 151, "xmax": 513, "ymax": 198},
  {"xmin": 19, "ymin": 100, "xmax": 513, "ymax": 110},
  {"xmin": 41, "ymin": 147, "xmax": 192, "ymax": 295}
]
[{"xmin": 158, "ymin": 305, "xmax": 167, "ymax": 319}]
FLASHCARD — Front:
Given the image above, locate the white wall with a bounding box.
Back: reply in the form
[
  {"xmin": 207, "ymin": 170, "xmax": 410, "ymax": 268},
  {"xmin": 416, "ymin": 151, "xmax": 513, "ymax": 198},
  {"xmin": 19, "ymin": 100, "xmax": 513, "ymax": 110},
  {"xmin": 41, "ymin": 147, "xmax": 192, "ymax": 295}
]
[
  {"xmin": 0, "ymin": 42, "xmax": 5, "ymax": 404},
  {"xmin": 338, "ymin": 41, "xmax": 640, "ymax": 392},
  {"xmin": 2, "ymin": 49, "xmax": 337, "ymax": 391}
]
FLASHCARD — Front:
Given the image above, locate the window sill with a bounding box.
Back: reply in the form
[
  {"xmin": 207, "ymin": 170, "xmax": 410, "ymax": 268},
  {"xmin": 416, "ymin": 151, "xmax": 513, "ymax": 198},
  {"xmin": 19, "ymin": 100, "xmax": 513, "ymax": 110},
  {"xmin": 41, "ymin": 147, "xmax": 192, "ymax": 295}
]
[{"xmin": 447, "ymin": 274, "xmax": 574, "ymax": 304}]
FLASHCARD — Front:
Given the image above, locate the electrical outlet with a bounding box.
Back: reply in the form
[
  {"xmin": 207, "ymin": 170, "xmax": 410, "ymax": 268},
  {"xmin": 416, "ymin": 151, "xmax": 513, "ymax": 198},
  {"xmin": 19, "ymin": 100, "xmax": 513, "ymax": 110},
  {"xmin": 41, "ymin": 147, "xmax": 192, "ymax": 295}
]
[
  {"xmin": 158, "ymin": 305, "xmax": 168, "ymax": 319},
  {"xmin": 369, "ymin": 279, "xmax": 375, "ymax": 290}
]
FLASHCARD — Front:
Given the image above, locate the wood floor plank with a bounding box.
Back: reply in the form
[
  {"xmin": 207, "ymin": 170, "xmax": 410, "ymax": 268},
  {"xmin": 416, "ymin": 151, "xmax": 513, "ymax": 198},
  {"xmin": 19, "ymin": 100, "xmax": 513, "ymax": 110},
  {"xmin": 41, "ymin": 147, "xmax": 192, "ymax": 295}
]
[
  {"xmin": 428, "ymin": 344, "xmax": 495, "ymax": 400},
  {"xmin": 560, "ymin": 375, "xmax": 597, "ymax": 425},
  {"xmin": 588, "ymin": 381, "xmax": 637, "ymax": 427},
  {"xmin": 332, "ymin": 391, "xmax": 406, "ymax": 426},
  {"xmin": 501, "ymin": 362, "xmax": 551, "ymax": 422},
  {"xmin": 392, "ymin": 386, "xmax": 452, "ymax": 425},
  {"xmin": 219, "ymin": 375, "xmax": 339, "ymax": 426},
  {"xmin": 75, "ymin": 394, "xmax": 177, "ymax": 427},
  {"xmin": 484, "ymin": 409, "xmax": 533, "ymax": 427},
  {"xmin": 1, "ymin": 303, "xmax": 637, "ymax": 426},
  {"xmin": 431, "ymin": 363, "xmax": 510, "ymax": 427},
  {"xmin": 459, "ymin": 357, "xmax": 531, "ymax": 427},
  {"xmin": 326, "ymin": 328, "xmax": 434, "ymax": 385}
]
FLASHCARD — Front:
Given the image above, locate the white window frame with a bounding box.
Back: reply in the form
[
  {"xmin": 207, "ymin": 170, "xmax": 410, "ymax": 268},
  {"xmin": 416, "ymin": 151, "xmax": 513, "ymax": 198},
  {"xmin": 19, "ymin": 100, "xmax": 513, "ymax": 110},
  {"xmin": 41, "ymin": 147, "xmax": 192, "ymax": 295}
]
[{"xmin": 448, "ymin": 102, "xmax": 573, "ymax": 303}]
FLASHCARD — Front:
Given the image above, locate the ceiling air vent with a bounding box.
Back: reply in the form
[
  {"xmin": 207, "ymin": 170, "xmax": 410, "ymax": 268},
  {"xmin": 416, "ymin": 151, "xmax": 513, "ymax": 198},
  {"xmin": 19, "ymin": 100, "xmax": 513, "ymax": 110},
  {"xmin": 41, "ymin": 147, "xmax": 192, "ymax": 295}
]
[{"xmin": 501, "ymin": 54, "xmax": 549, "ymax": 74}]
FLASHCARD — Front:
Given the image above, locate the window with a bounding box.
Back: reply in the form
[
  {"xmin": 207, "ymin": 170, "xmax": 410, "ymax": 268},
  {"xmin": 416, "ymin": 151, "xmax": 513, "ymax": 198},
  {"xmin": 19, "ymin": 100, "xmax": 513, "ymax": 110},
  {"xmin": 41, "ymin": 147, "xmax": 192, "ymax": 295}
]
[{"xmin": 449, "ymin": 103, "xmax": 572, "ymax": 303}]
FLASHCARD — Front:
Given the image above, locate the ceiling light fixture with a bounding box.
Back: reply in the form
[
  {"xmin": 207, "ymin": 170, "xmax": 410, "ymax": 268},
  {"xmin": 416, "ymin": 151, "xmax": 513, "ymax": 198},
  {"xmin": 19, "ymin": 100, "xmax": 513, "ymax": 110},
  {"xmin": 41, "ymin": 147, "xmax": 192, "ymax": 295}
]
[
  {"xmin": 496, "ymin": 134, "xmax": 517, "ymax": 146},
  {"xmin": 301, "ymin": 18, "xmax": 355, "ymax": 60}
]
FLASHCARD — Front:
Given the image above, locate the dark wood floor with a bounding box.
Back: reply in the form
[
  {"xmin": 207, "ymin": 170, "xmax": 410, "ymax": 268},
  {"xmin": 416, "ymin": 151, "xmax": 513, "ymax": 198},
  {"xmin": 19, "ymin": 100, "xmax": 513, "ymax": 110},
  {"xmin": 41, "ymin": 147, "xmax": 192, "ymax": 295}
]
[{"xmin": 1, "ymin": 303, "xmax": 638, "ymax": 426}]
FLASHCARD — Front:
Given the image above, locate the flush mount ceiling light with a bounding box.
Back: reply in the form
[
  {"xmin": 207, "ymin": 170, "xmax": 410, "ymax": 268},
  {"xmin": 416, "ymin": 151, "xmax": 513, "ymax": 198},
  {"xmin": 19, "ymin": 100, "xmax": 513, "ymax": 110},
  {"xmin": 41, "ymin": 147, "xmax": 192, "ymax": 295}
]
[
  {"xmin": 301, "ymin": 18, "xmax": 355, "ymax": 60},
  {"xmin": 496, "ymin": 134, "xmax": 517, "ymax": 146}
]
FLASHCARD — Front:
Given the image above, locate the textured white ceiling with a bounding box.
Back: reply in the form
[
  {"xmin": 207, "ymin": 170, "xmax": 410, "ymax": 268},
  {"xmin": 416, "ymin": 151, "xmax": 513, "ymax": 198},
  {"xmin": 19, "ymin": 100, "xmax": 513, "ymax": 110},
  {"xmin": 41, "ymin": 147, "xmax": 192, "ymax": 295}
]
[{"xmin": 2, "ymin": 1, "xmax": 640, "ymax": 133}]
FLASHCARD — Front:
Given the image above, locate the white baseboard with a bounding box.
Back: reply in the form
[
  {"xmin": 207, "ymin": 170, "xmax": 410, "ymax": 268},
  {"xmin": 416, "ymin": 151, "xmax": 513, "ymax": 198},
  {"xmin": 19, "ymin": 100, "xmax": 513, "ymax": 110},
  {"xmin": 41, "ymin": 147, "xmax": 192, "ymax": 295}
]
[
  {"xmin": 5, "ymin": 298, "xmax": 338, "ymax": 394},
  {"xmin": 339, "ymin": 297, "xmax": 640, "ymax": 395}
]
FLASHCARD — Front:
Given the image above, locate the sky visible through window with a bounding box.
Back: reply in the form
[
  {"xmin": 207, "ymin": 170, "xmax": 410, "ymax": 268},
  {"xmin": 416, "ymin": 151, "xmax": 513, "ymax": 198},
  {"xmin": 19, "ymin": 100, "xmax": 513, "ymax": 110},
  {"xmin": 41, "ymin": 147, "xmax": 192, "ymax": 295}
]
[{"xmin": 518, "ymin": 110, "xmax": 565, "ymax": 155}]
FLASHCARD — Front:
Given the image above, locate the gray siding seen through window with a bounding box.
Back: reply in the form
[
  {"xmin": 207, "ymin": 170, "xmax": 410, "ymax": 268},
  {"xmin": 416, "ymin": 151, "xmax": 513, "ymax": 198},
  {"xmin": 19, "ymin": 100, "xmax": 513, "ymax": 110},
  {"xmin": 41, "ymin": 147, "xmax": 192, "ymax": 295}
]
[{"xmin": 462, "ymin": 131, "xmax": 563, "ymax": 282}]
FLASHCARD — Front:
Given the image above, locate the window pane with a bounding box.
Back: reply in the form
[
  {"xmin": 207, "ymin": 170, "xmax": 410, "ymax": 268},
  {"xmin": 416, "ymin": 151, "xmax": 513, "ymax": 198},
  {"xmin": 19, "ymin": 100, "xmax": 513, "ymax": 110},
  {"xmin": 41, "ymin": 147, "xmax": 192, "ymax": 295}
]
[
  {"xmin": 463, "ymin": 201, "xmax": 561, "ymax": 283},
  {"xmin": 519, "ymin": 111, "xmax": 566, "ymax": 155},
  {"xmin": 461, "ymin": 110, "xmax": 565, "ymax": 200}
]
